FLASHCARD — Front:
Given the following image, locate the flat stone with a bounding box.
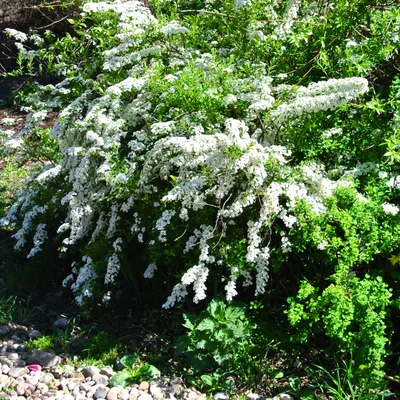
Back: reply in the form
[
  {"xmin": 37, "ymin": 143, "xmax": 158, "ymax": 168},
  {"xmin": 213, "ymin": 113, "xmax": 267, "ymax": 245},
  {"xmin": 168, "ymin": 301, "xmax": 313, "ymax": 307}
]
[
  {"xmin": 94, "ymin": 389, "xmax": 108, "ymax": 400},
  {"xmin": 39, "ymin": 373, "xmax": 55, "ymax": 384},
  {"xmin": 100, "ymin": 366, "xmax": 115, "ymax": 378},
  {"xmin": 61, "ymin": 395, "xmax": 75, "ymax": 400},
  {"xmin": 107, "ymin": 386, "xmax": 122, "ymax": 400},
  {"xmin": 213, "ymin": 393, "xmax": 229, "ymax": 400},
  {"xmin": 246, "ymin": 394, "xmax": 260, "ymax": 400},
  {"xmin": 37, "ymin": 383, "xmax": 49, "ymax": 394},
  {"xmin": 277, "ymin": 395, "xmax": 294, "ymax": 400},
  {"xmin": 93, "ymin": 374, "xmax": 109, "ymax": 385},
  {"xmin": 69, "ymin": 372, "xmax": 85, "ymax": 381},
  {"xmin": 2, "ymin": 364, "xmax": 10, "ymax": 374},
  {"xmin": 8, "ymin": 367, "xmax": 27, "ymax": 378},
  {"xmin": 8, "ymin": 352, "xmax": 19, "ymax": 360},
  {"xmin": 82, "ymin": 366, "xmax": 100, "ymax": 378},
  {"xmin": 139, "ymin": 382, "xmax": 149, "ymax": 392},
  {"xmin": 138, "ymin": 393, "xmax": 153, "ymax": 400},
  {"xmin": 119, "ymin": 388, "xmax": 130, "ymax": 400},
  {"xmin": 28, "ymin": 350, "xmax": 60, "ymax": 368}
]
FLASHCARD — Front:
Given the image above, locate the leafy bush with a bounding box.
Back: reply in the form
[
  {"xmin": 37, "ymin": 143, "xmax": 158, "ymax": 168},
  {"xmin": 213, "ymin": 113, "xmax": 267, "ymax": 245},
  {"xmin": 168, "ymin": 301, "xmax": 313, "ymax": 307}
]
[
  {"xmin": 176, "ymin": 299, "xmax": 255, "ymax": 372},
  {"xmin": 110, "ymin": 354, "xmax": 160, "ymax": 387},
  {"xmin": 1, "ymin": 0, "xmax": 400, "ymax": 381}
]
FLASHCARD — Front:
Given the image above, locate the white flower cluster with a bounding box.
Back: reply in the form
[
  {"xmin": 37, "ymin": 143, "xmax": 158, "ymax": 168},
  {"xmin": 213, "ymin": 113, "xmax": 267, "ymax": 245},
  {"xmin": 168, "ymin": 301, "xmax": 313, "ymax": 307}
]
[
  {"xmin": 271, "ymin": 78, "xmax": 369, "ymax": 122},
  {"xmin": 2, "ymin": 0, "xmax": 384, "ymax": 309}
]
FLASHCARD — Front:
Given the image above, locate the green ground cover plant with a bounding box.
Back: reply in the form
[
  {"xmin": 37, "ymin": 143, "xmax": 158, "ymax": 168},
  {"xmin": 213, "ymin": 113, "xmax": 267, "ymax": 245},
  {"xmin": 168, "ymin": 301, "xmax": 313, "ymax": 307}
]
[{"xmin": 1, "ymin": 0, "xmax": 400, "ymax": 396}]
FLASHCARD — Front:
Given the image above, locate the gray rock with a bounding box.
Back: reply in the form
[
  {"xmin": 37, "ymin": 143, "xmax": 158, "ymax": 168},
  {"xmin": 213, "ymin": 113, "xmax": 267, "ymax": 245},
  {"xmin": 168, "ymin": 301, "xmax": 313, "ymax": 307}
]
[
  {"xmin": 137, "ymin": 393, "xmax": 153, "ymax": 400},
  {"xmin": 94, "ymin": 389, "xmax": 108, "ymax": 400},
  {"xmin": 170, "ymin": 379, "xmax": 183, "ymax": 398},
  {"xmin": 61, "ymin": 395, "xmax": 75, "ymax": 400},
  {"xmin": 8, "ymin": 367, "xmax": 27, "ymax": 378},
  {"xmin": 28, "ymin": 350, "xmax": 60, "ymax": 368},
  {"xmin": 16, "ymin": 383, "xmax": 25, "ymax": 396},
  {"xmin": 100, "ymin": 366, "xmax": 115, "ymax": 378},
  {"xmin": 185, "ymin": 391, "xmax": 197, "ymax": 400},
  {"xmin": 213, "ymin": 393, "xmax": 229, "ymax": 400},
  {"xmin": 80, "ymin": 383, "xmax": 91, "ymax": 392},
  {"xmin": 82, "ymin": 366, "xmax": 100, "ymax": 378},
  {"xmin": 25, "ymin": 376, "xmax": 39, "ymax": 386},
  {"xmin": 2, "ymin": 364, "xmax": 10, "ymax": 374},
  {"xmin": 8, "ymin": 352, "xmax": 19, "ymax": 360},
  {"xmin": 246, "ymin": 394, "xmax": 260, "ymax": 400},
  {"xmin": 107, "ymin": 386, "xmax": 122, "ymax": 400},
  {"xmin": 28, "ymin": 330, "xmax": 41, "ymax": 340},
  {"xmin": 118, "ymin": 388, "xmax": 130, "ymax": 400},
  {"xmin": 139, "ymin": 381, "xmax": 149, "ymax": 392},
  {"xmin": 0, "ymin": 325, "xmax": 11, "ymax": 336},
  {"xmin": 53, "ymin": 318, "xmax": 69, "ymax": 330},
  {"xmin": 150, "ymin": 384, "xmax": 169, "ymax": 400},
  {"xmin": 93, "ymin": 374, "xmax": 109, "ymax": 385},
  {"xmin": 39, "ymin": 373, "xmax": 55, "ymax": 384},
  {"xmin": 37, "ymin": 383, "xmax": 49, "ymax": 394},
  {"xmin": 277, "ymin": 395, "xmax": 294, "ymax": 400}
]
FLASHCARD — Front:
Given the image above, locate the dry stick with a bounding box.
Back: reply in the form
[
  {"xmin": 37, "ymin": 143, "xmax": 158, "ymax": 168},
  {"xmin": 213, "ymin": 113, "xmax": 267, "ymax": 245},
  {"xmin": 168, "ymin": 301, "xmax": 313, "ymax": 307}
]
[
  {"xmin": 35, "ymin": 15, "xmax": 69, "ymax": 30},
  {"xmin": 384, "ymin": 374, "xmax": 400, "ymax": 384},
  {"xmin": 180, "ymin": 9, "xmax": 229, "ymax": 17},
  {"xmin": 23, "ymin": 1, "xmax": 81, "ymax": 9}
]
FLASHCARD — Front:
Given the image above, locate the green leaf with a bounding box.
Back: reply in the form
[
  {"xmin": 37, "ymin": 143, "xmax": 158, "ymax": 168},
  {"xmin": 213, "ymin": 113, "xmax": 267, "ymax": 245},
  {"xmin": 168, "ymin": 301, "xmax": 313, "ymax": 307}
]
[
  {"xmin": 110, "ymin": 370, "xmax": 132, "ymax": 387},
  {"xmin": 200, "ymin": 375, "xmax": 214, "ymax": 386},
  {"xmin": 274, "ymin": 371, "xmax": 284, "ymax": 379},
  {"xmin": 134, "ymin": 364, "xmax": 160, "ymax": 380},
  {"xmin": 196, "ymin": 318, "xmax": 215, "ymax": 332},
  {"xmin": 120, "ymin": 355, "xmax": 136, "ymax": 369},
  {"xmin": 182, "ymin": 313, "xmax": 196, "ymax": 330}
]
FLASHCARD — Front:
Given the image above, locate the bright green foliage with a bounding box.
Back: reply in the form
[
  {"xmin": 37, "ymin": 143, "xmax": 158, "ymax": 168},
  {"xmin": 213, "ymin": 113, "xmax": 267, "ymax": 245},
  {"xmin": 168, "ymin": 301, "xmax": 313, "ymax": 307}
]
[
  {"xmin": 288, "ymin": 274, "xmax": 392, "ymax": 376},
  {"xmin": 175, "ymin": 299, "xmax": 255, "ymax": 373},
  {"xmin": 26, "ymin": 335, "xmax": 54, "ymax": 351},
  {"xmin": 109, "ymin": 354, "xmax": 160, "ymax": 387},
  {"xmin": 313, "ymin": 356, "xmax": 393, "ymax": 399}
]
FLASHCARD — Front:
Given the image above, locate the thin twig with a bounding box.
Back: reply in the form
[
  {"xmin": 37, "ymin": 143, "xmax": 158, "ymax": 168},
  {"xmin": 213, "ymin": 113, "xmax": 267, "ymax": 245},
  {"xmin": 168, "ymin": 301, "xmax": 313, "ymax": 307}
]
[
  {"xmin": 180, "ymin": 9, "xmax": 228, "ymax": 17},
  {"xmin": 384, "ymin": 374, "xmax": 400, "ymax": 384},
  {"xmin": 35, "ymin": 15, "xmax": 69, "ymax": 30}
]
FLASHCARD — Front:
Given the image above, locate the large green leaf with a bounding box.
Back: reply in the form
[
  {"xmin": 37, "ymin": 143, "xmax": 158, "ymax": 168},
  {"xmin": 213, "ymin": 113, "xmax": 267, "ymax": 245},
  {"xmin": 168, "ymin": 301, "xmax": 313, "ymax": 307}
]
[
  {"xmin": 120, "ymin": 355, "xmax": 136, "ymax": 369},
  {"xmin": 134, "ymin": 364, "xmax": 161, "ymax": 380},
  {"xmin": 110, "ymin": 370, "xmax": 132, "ymax": 387}
]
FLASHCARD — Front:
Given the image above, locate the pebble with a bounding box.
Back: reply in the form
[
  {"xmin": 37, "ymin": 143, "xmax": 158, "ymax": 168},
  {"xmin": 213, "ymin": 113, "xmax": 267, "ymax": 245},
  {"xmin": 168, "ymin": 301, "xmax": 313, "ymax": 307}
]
[
  {"xmin": 139, "ymin": 381, "xmax": 150, "ymax": 392},
  {"xmin": 94, "ymin": 389, "xmax": 108, "ymax": 399},
  {"xmin": 8, "ymin": 367, "xmax": 27, "ymax": 378},
  {"xmin": 0, "ymin": 326, "xmax": 209, "ymax": 400},
  {"xmin": 82, "ymin": 365, "xmax": 101, "ymax": 378},
  {"xmin": 213, "ymin": 393, "xmax": 229, "ymax": 400},
  {"xmin": 107, "ymin": 386, "xmax": 122, "ymax": 400},
  {"xmin": 53, "ymin": 318, "xmax": 69, "ymax": 330}
]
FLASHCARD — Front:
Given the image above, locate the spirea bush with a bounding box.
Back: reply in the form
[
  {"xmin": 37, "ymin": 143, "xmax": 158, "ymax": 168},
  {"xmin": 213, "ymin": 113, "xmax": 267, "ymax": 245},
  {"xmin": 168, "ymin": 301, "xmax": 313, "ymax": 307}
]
[{"xmin": 1, "ymin": 0, "xmax": 400, "ymax": 376}]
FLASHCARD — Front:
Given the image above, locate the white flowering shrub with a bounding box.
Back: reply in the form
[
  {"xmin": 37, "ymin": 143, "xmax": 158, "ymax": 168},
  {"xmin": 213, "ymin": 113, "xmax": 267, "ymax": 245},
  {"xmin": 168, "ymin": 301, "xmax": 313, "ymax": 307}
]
[{"xmin": 2, "ymin": 0, "xmax": 400, "ymax": 377}]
